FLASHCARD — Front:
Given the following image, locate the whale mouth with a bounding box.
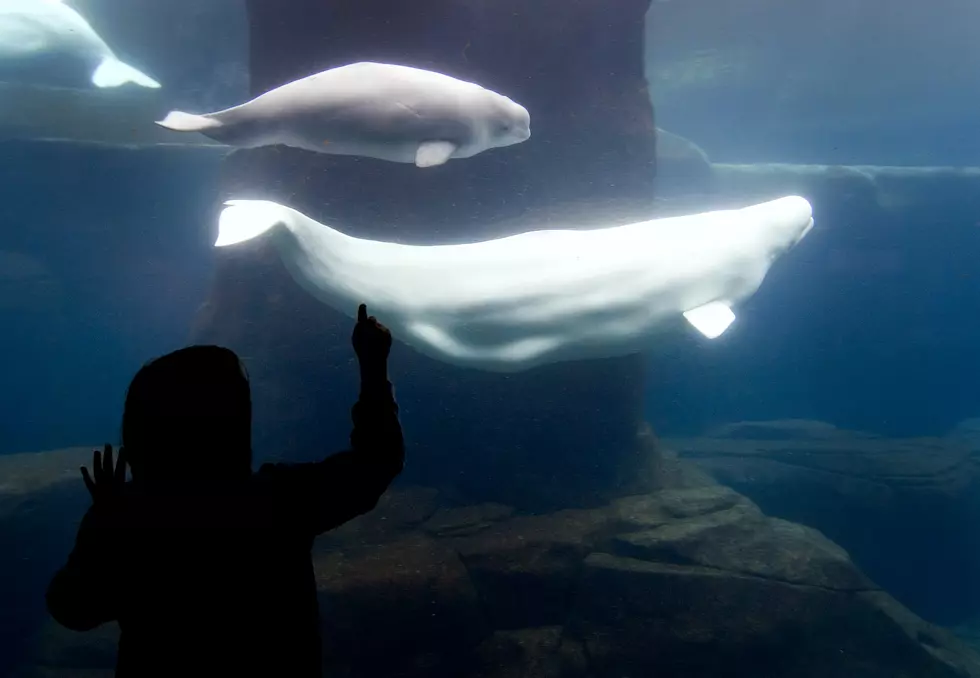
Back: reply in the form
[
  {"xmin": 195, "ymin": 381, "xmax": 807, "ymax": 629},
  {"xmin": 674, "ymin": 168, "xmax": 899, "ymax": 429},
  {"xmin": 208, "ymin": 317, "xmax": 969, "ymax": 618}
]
[{"xmin": 795, "ymin": 217, "xmax": 815, "ymax": 245}]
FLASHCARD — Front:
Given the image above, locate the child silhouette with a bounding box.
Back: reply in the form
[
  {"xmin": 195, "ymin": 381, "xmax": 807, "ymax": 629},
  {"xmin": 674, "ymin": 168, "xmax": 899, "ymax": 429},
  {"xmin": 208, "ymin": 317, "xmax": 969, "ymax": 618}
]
[{"xmin": 47, "ymin": 304, "xmax": 404, "ymax": 678}]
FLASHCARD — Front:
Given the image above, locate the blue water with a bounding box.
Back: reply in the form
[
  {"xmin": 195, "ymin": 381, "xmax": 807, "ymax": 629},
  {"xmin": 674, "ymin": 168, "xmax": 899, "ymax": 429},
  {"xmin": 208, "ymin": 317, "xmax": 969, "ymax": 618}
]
[
  {"xmin": 650, "ymin": 188, "xmax": 980, "ymax": 437},
  {"xmin": 5, "ymin": 0, "xmax": 980, "ymax": 675},
  {"xmin": 0, "ymin": 144, "xmax": 220, "ymax": 454},
  {"xmin": 4, "ymin": 155, "xmax": 980, "ymax": 451},
  {"xmin": 2, "ymin": 0, "xmax": 979, "ymax": 452}
]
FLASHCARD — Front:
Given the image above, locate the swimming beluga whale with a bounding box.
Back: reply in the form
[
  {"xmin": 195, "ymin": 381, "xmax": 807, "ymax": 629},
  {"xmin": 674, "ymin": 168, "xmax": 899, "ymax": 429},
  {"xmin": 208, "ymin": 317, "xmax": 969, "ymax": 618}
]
[
  {"xmin": 214, "ymin": 196, "xmax": 814, "ymax": 372},
  {"xmin": 156, "ymin": 62, "xmax": 531, "ymax": 167},
  {"xmin": 0, "ymin": 0, "xmax": 160, "ymax": 88}
]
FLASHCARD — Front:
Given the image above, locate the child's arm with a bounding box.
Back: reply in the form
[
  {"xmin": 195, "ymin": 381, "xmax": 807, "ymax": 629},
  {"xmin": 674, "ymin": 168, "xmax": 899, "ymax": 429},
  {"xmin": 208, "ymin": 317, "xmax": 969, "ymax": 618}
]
[
  {"xmin": 258, "ymin": 304, "xmax": 404, "ymax": 535},
  {"xmin": 46, "ymin": 504, "xmax": 122, "ymax": 631},
  {"xmin": 258, "ymin": 367, "xmax": 404, "ymax": 535},
  {"xmin": 47, "ymin": 446, "xmax": 127, "ymax": 631}
]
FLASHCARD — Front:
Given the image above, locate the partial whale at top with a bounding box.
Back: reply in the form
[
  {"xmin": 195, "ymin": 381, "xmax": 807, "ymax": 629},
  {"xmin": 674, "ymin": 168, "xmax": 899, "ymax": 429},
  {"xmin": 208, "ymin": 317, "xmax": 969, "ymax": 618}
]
[
  {"xmin": 156, "ymin": 62, "xmax": 531, "ymax": 167},
  {"xmin": 0, "ymin": 0, "xmax": 160, "ymax": 88},
  {"xmin": 213, "ymin": 196, "xmax": 815, "ymax": 372}
]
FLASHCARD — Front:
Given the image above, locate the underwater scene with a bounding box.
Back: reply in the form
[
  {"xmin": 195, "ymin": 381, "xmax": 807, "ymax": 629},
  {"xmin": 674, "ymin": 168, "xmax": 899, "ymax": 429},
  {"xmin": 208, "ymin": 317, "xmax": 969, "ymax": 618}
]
[{"xmin": 3, "ymin": 0, "xmax": 980, "ymax": 675}]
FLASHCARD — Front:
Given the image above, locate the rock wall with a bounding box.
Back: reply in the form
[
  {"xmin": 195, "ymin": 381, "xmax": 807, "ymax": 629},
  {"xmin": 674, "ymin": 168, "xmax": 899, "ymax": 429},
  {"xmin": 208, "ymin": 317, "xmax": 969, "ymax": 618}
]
[
  {"xmin": 15, "ymin": 471, "xmax": 980, "ymax": 678},
  {"xmin": 667, "ymin": 420, "xmax": 980, "ymax": 625}
]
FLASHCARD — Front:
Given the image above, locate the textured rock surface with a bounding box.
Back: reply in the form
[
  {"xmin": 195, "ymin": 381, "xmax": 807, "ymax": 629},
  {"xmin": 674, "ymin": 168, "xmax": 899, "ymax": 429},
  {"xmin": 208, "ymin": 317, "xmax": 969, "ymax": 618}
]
[
  {"xmin": 315, "ymin": 535, "xmax": 489, "ymax": 677},
  {"xmin": 569, "ymin": 556, "xmax": 971, "ymax": 678},
  {"xmin": 424, "ymin": 503, "xmax": 515, "ymax": 537},
  {"xmin": 471, "ymin": 627, "xmax": 589, "ymax": 678},
  {"xmin": 451, "ymin": 508, "xmax": 612, "ymax": 630},
  {"xmin": 13, "ymin": 456, "xmax": 980, "ymax": 678},
  {"xmin": 612, "ymin": 489, "xmax": 872, "ymax": 591},
  {"xmin": 667, "ymin": 420, "xmax": 980, "ymax": 624}
]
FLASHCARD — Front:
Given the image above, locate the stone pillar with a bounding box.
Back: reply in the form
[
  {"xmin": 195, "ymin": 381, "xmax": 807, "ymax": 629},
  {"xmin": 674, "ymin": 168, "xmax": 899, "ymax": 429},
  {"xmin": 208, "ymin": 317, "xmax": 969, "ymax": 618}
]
[{"xmin": 192, "ymin": 0, "xmax": 659, "ymax": 511}]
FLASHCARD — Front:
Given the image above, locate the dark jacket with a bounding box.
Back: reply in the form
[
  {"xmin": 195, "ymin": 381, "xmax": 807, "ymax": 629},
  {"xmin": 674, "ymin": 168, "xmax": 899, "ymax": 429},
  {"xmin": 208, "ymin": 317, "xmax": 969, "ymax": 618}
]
[{"xmin": 46, "ymin": 378, "xmax": 404, "ymax": 678}]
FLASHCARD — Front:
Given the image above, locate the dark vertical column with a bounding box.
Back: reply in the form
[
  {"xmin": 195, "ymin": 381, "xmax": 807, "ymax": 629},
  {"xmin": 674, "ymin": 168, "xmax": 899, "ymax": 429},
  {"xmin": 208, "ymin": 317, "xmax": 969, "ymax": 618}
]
[{"xmin": 193, "ymin": 0, "xmax": 658, "ymax": 510}]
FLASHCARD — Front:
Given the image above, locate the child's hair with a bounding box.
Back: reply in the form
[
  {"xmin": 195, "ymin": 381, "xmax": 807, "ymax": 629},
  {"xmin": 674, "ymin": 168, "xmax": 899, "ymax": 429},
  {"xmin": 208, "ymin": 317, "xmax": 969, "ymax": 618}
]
[{"xmin": 121, "ymin": 345, "xmax": 253, "ymax": 486}]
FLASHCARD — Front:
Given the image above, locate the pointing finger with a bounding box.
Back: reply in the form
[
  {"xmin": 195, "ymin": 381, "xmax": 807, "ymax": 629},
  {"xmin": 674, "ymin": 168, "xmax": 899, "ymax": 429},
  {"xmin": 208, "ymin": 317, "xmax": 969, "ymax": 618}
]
[{"xmin": 357, "ymin": 304, "xmax": 367, "ymax": 323}]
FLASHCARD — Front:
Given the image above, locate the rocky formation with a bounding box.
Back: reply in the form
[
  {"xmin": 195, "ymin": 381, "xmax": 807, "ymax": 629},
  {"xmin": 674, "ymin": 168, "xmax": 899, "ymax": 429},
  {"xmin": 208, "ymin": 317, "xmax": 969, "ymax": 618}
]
[
  {"xmin": 10, "ymin": 445, "xmax": 980, "ymax": 678},
  {"xmin": 666, "ymin": 420, "xmax": 980, "ymax": 625}
]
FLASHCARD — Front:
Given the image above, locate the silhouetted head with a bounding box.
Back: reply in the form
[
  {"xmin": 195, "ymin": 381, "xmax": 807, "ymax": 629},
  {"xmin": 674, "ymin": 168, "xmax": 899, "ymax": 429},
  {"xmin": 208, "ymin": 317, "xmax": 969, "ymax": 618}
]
[{"xmin": 122, "ymin": 345, "xmax": 252, "ymax": 491}]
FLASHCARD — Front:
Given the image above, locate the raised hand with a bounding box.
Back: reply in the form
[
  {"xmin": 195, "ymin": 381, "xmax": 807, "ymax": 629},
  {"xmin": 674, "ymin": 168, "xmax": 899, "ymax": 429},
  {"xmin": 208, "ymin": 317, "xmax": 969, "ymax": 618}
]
[
  {"xmin": 81, "ymin": 444, "xmax": 127, "ymax": 505},
  {"xmin": 352, "ymin": 303, "xmax": 392, "ymax": 370}
]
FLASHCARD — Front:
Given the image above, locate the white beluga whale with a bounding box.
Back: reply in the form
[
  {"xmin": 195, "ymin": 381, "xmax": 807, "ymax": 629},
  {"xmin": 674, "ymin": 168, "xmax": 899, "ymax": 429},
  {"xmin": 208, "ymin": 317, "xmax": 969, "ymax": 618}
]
[
  {"xmin": 0, "ymin": 0, "xmax": 160, "ymax": 88},
  {"xmin": 156, "ymin": 61, "xmax": 531, "ymax": 167},
  {"xmin": 214, "ymin": 196, "xmax": 814, "ymax": 372}
]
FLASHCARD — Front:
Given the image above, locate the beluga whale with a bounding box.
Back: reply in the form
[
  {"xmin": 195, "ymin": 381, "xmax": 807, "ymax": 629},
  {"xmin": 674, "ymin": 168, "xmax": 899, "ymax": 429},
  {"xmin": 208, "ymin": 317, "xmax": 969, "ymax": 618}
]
[
  {"xmin": 156, "ymin": 62, "xmax": 531, "ymax": 167},
  {"xmin": 0, "ymin": 0, "xmax": 160, "ymax": 88},
  {"xmin": 213, "ymin": 196, "xmax": 814, "ymax": 373}
]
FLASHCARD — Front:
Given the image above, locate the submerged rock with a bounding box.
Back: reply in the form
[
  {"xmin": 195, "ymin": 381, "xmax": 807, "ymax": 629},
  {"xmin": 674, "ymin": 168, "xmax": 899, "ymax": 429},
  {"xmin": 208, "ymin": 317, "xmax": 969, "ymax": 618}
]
[
  {"xmin": 423, "ymin": 503, "xmax": 515, "ymax": 537},
  {"xmin": 667, "ymin": 419, "xmax": 980, "ymax": 624},
  {"xmin": 11, "ymin": 446, "xmax": 980, "ymax": 678},
  {"xmin": 471, "ymin": 627, "xmax": 589, "ymax": 678},
  {"xmin": 315, "ymin": 535, "xmax": 488, "ymax": 676},
  {"xmin": 569, "ymin": 555, "xmax": 971, "ymax": 678},
  {"xmin": 451, "ymin": 509, "xmax": 612, "ymax": 629},
  {"xmin": 611, "ymin": 487, "xmax": 871, "ymax": 590},
  {"xmin": 317, "ymin": 485, "xmax": 442, "ymax": 548}
]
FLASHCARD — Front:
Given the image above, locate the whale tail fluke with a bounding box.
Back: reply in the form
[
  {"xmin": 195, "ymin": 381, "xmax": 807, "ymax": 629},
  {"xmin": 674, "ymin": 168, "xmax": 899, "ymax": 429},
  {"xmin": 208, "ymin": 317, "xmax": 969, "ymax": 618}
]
[
  {"xmin": 155, "ymin": 110, "xmax": 222, "ymax": 133},
  {"xmin": 216, "ymin": 200, "xmax": 288, "ymax": 247},
  {"xmin": 92, "ymin": 58, "xmax": 161, "ymax": 89}
]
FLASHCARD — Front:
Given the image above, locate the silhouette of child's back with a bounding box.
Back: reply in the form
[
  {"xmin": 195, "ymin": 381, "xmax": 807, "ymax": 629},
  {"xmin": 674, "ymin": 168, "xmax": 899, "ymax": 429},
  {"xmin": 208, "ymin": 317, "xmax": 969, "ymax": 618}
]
[{"xmin": 47, "ymin": 305, "xmax": 404, "ymax": 678}]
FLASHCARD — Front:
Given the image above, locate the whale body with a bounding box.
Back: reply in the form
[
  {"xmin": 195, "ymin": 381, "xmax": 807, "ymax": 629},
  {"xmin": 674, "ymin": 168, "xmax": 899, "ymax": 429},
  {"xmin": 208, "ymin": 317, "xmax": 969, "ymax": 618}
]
[
  {"xmin": 156, "ymin": 62, "xmax": 530, "ymax": 167},
  {"xmin": 215, "ymin": 197, "xmax": 814, "ymax": 372},
  {"xmin": 0, "ymin": 0, "xmax": 160, "ymax": 88}
]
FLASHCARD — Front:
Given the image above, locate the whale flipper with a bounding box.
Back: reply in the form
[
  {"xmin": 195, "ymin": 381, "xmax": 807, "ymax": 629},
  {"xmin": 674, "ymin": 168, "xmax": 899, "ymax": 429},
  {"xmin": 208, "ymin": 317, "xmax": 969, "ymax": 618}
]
[
  {"xmin": 156, "ymin": 110, "xmax": 222, "ymax": 133},
  {"xmin": 683, "ymin": 301, "xmax": 736, "ymax": 339},
  {"xmin": 415, "ymin": 140, "xmax": 457, "ymax": 168},
  {"xmin": 92, "ymin": 57, "xmax": 161, "ymax": 89}
]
